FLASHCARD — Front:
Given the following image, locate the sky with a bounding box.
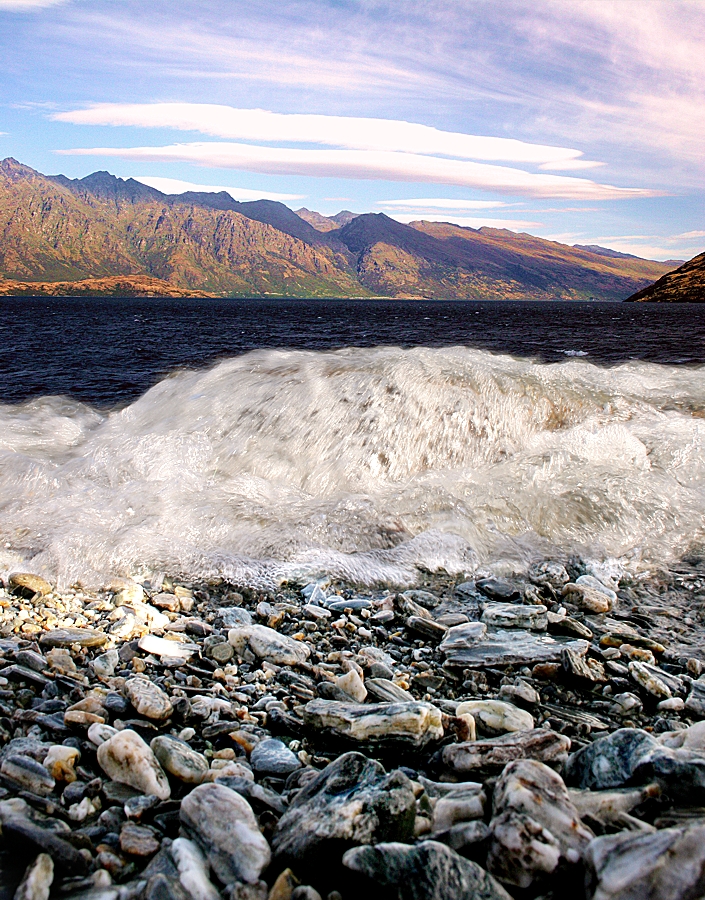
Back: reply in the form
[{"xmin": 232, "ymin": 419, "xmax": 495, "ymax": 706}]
[{"xmin": 1, "ymin": 0, "xmax": 704, "ymax": 261}]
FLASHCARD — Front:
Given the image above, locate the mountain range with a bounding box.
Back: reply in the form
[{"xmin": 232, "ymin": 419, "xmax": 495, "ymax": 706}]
[{"xmin": 0, "ymin": 157, "xmax": 683, "ymax": 300}]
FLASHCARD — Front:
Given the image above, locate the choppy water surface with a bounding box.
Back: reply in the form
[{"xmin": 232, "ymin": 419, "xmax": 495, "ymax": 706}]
[{"xmin": 1, "ymin": 298, "xmax": 704, "ymax": 587}]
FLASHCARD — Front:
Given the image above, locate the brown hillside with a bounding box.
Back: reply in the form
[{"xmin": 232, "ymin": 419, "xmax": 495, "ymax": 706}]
[
  {"xmin": 626, "ymin": 252, "xmax": 705, "ymax": 302},
  {"xmin": 0, "ymin": 275, "xmax": 215, "ymax": 298}
]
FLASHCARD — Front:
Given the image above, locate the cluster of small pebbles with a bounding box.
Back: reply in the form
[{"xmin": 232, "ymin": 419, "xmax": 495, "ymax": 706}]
[{"xmin": 1, "ymin": 558, "xmax": 705, "ymax": 900}]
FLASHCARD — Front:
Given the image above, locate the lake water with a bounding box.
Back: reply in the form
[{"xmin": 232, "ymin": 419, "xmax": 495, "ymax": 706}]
[{"xmin": 1, "ymin": 298, "xmax": 704, "ymax": 587}]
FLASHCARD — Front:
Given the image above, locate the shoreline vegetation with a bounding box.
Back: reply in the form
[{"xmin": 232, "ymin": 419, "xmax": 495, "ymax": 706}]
[
  {"xmin": 0, "ymin": 157, "xmax": 684, "ymax": 303},
  {"xmin": 2, "ymin": 557, "xmax": 705, "ymax": 898}
]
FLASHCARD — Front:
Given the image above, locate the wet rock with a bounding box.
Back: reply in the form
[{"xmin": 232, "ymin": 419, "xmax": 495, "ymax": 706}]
[
  {"xmin": 487, "ymin": 759, "xmax": 593, "ymax": 888},
  {"xmin": 481, "ymin": 604, "xmax": 547, "ymax": 631},
  {"xmin": 9, "ymin": 573, "xmax": 52, "ymax": 598},
  {"xmin": 39, "ymin": 627, "xmax": 108, "ymax": 649},
  {"xmin": 628, "ymin": 661, "xmax": 672, "ymax": 699},
  {"xmin": 476, "ymin": 579, "xmax": 520, "ymax": 602},
  {"xmin": 585, "ymin": 824, "xmax": 705, "ymax": 900},
  {"xmin": 228, "ymin": 625, "xmax": 310, "ymax": 666},
  {"xmin": 219, "ymin": 607, "xmax": 253, "ymax": 627},
  {"xmin": 273, "ymin": 752, "xmax": 416, "ymax": 861},
  {"xmin": 443, "ymin": 729, "xmax": 572, "ymax": 776},
  {"xmin": 405, "ymin": 616, "xmax": 448, "ymax": 642},
  {"xmin": 365, "ymin": 678, "xmax": 414, "ymax": 703},
  {"xmin": 138, "ymin": 635, "xmax": 198, "ymax": 661},
  {"xmin": 151, "ymin": 735, "xmax": 209, "ymax": 784},
  {"xmin": 125, "ymin": 676, "xmax": 173, "ymax": 720},
  {"xmin": 562, "ymin": 583, "xmax": 612, "ymax": 613},
  {"xmin": 180, "ymin": 783, "xmax": 271, "ymax": 885},
  {"xmin": 442, "ymin": 625, "xmax": 589, "ymax": 669},
  {"xmin": 563, "ymin": 647, "xmax": 608, "ymax": 682},
  {"xmin": 250, "ymin": 739, "xmax": 301, "ymax": 776},
  {"xmin": 456, "ymin": 700, "xmax": 534, "ymax": 736},
  {"xmin": 497, "ymin": 679, "xmax": 540, "ymax": 708},
  {"xmin": 302, "ymin": 699, "xmax": 443, "ymax": 748},
  {"xmin": 0, "ymin": 815, "xmax": 88, "ymax": 875},
  {"xmin": 13, "ymin": 852, "xmax": 54, "ymax": 900},
  {"xmin": 343, "ymin": 840, "xmax": 512, "ymax": 900},
  {"xmin": 1, "ymin": 755, "xmax": 55, "ymax": 795},
  {"xmin": 171, "ymin": 837, "xmax": 221, "ymax": 900},
  {"xmin": 529, "ymin": 561, "xmax": 569, "ymax": 590},
  {"xmin": 685, "ymin": 676, "xmax": 705, "ymax": 716},
  {"xmin": 564, "ymin": 728, "xmax": 658, "ymax": 790},
  {"xmin": 97, "ymin": 729, "xmax": 171, "ymax": 800}
]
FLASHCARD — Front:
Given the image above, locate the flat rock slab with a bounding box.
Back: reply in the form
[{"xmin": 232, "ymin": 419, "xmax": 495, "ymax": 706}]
[
  {"xmin": 442, "ymin": 627, "xmax": 589, "ymax": 669},
  {"xmin": 39, "ymin": 628, "xmax": 108, "ymax": 649},
  {"xmin": 303, "ymin": 699, "xmax": 444, "ymax": 748},
  {"xmin": 443, "ymin": 729, "xmax": 572, "ymax": 776}
]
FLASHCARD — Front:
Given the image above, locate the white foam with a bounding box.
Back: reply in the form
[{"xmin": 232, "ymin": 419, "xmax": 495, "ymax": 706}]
[{"xmin": 1, "ymin": 346, "xmax": 704, "ymax": 588}]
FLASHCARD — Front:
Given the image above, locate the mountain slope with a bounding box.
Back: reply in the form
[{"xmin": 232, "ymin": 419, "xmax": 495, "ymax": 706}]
[
  {"xmin": 0, "ymin": 158, "xmax": 680, "ymax": 300},
  {"xmin": 626, "ymin": 252, "xmax": 705, "ymax": 302},
  {"xmin": 0, "ymin": 159, "xmax": 363, "ymax": 296},
  {"xmin": 295, "ymin": 208, "xmax": 359, "ymax": 232}
]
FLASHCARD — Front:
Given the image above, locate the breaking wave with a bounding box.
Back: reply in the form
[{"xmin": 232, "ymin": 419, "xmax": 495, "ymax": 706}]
[{"xmin": 1, "ymin": 345, "xmax": 704, "ymax": 587}]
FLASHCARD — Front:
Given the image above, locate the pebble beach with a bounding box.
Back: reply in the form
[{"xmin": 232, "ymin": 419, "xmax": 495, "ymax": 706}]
[{"xmin": 1, "ymin": 557, "xmax": 705, "ymax": 900}]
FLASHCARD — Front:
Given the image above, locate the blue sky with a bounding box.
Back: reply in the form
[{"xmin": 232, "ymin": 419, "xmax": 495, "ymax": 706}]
[{"xmin": 1, "ymin": 0, "xmax": 703, "ymax": 260}]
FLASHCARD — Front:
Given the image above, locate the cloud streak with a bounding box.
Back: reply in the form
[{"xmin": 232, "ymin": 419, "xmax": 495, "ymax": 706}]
[
  {"xmin": 390, "ymin": 213, "xmax": 542, "ymax": 231},
  {"xmin": 60, "ymin": 141, "xmax": 654, "ymax": 200},
  {"xmin": 54, "ymin": 103, "xmax": 592, "ymax": 166},
  {"xmin": 0, "ymin": 0, "xmax": 66, "ymax": 8},
  {"xmin": 133, "ymin": 176, "xmax": 304, "ymax": 202}
]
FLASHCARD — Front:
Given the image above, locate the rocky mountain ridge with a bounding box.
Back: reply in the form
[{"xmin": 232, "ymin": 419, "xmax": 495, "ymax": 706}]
[
  {"xmin": 627, "ymin": 252, "xmax": 705, "ymax": 302},
  {"xmin": 0, "ymin": 158, "xmax": 681, "ymax": 300}
]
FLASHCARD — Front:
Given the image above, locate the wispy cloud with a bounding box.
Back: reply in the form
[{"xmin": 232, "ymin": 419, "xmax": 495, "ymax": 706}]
[
  {"xmin": 60, "ymin": 141, "xmax": 654, "ymax": 200},
  {"xmin": 54, "ymin": 103, "xmax": 592, "ymax": 166},
  {"xmin": 134, "ymin": 176, "xmax": 304, "ymax": 202},
  {"xmin": 390, "ymin": 213, "xmax": 542, "ymax": 231},
  {"xmin": 0, "ymin": 0, "xmax": 67, "ymax": 9},
  {"xmin": 376, "ymin": 198, "xmax": 508, "ymax": 210}
]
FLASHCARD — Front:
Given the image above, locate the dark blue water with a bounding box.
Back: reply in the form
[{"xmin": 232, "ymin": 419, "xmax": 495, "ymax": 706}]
[{"xmin": 1, "ymin": 297, "xmax": 703, "ymax": 406}]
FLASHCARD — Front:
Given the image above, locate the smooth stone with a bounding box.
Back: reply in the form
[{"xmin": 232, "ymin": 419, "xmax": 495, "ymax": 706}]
[
  {"xmin": 138, "ymin": 635, "xmax": 198, "ymax": 661},
  {"xmin": 1, "ymin": 755, "xmax": 55, "ymax": 795},
  {"xmin": 439, "ymin": 622, "xmax": 487, "ymax": 656},
  {"xmin": 445, "ymin": 820, "xmax": 491, "ymax": 853},
  {"xmin": 569, "ymin": 784, "xmax": 661, "ymax": 827},
  {"xmin": 151, "ymin": 735, "xmax": 209, "ymax": 784},
  {"xmin": 561, "ymin": 583, "xmax": 611, "ymax": 613},
  {"xmin": 456, "ymin": 700, "xmax": 534, "ymax": 736},
  {"xmin": 326, "ymin": 598, "xmax": 373, "ymax": 612},
  {"xmin": 610, "ymin": 693, "xmax": 643, "ymax": 718},
  {"xmin": 497, "ymin": 679, "xmax": 540, "ymax": 708},
  {"xmin": 250, "ymin": 739, "xmax": 301, "ymax": 776},
  {"xmin": 365, "ymin": 678, "xmax": 414, "ymax": 703},
  {"xmin": 97, "ymin": 729, "xmax": 171, "ymax": 800},
  {"xmin": 402, "ymin": 590, "xmax": 440, "ymax": 609},
  {"xmin": 180, "ymin": 783, "xmax": 271, "ymax": 885},
  {"xmin": 9, "ymin": 572, "xmax": 52, "ymax": 597},
  {"xmin": 487, "ymin": 759, "xmax": 593, "ymax": 888},
  {"xmin": 215, "ymin": 777, "xmax": 286, "ymax": 816},
  {"xmin": 125, "ymin": 676, "xmax": 173, "ymax": 720},
  {"xmin": 39, "ymin": 627, "xmax": 108, "ymax": 649},
  {"xmin": 481, "ymin": 604, "xmax": 547, "ymax": 631},
  {"xmin": 302, "ymin": 699, "xmax": 444, "ymax": 748},
  {"xmin": 658, "ymin": 720, "xmax": 705, "ymax": 751},
  {"xmin": 92, "ymin": 649, "xmax": 119, "ymax": 679},
  {"xmin": 272, "ymin": 751, "xmax": 415, "ymax": 862},
  {"xmin": 476, "ymin": 579, "xmax": 520, "ymax": 602},
  {"xmin": 628, "ymin": 661, "xmax": 671, "ymax": 699},
  {"xmin": 442, "ymin": 626, "xmax": 589, "ymax": 669},
  {"xmin": 15, "ymin": 650, "xmax": 47, "ymax": 672},
  {"xmin": 442, "ymin": 729, "xmax": 572, "ymax": 776},
  {"xmin": 405, "ymin": 616, "xmax": 448, "ymax": 642},
  {"xmin": 171, "ymin": 837, "xmax": 221, "ymax": 900},
  {"xmin": 44, "ymin": 648, "xmax": 77, "ymax": 674},
  {"xmin": 657, "ymin": 697, "xmax": 685, "ymax": 712},
  {"xmin": 209, "ymin": 642, "xmax": 234, "ymax": 664},
  {"xmin": 335, "ymin": 669, "xmax": 367, "ymax": 702},
  {"xmin": 575, "ymin": 575, "xmax": 618, "ymax": 604},
  {"xmin": 218, "ymin": 607, "xmax": 253, "ymax": 627},
  {"xmin": 112, "ymin": 582, "xmax": 145, "ymax": 605},
  {"xmin": 228, "ymin": 625, "xmax": 310, "ymax": 666},
  {"xmin": 432, "ymin": 785, "xmax": 486, "ymax": 833},
  {"xmin": 14, "ymin": 852, "xmax": 54, "ymax": 900},
  {"xmin": 585, "ymin": 824, "xmax": 705, "ymax": 900},
  {"xmin": 343, "ymin": 840, "xmax": 512, "ymax": 900},
  {"xmin": 43, "ymin": 745, "xmax": 79, "ymax": 783},
  {"xmin": 120, "ymin": 822, "xmax": 160, "ymax": 857},
  {"xmin": 88, "ymin": 722, "xmax": 119, "ymax": 745}
]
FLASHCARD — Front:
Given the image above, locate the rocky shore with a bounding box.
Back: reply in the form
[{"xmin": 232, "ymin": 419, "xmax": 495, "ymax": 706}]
[{"xmin": 1, "ymin": 557, "xmax": 705, "ymax": 900}]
